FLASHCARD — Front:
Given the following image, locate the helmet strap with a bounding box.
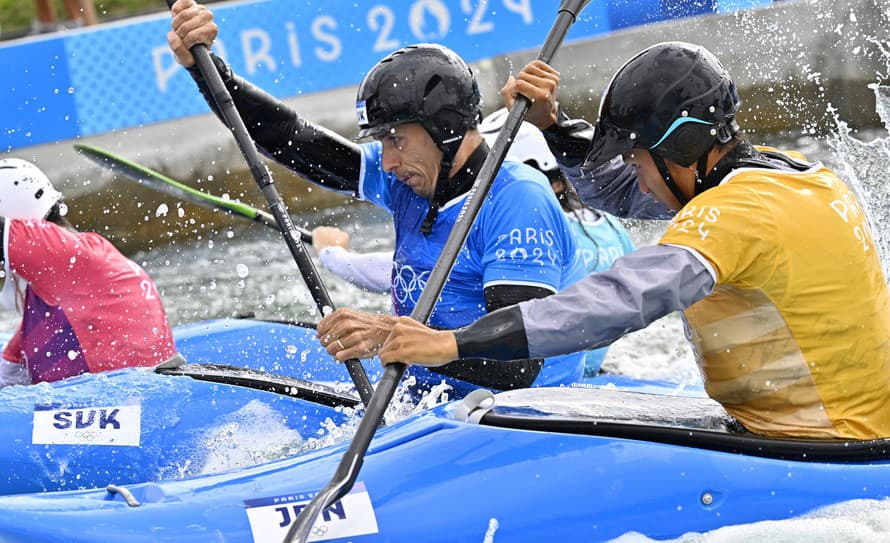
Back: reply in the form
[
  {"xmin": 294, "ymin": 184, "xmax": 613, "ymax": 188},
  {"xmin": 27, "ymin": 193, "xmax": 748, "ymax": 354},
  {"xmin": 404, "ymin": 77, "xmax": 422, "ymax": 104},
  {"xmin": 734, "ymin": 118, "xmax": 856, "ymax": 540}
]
[
  {"xmin": 694, "ymin": 138, "xmax": 758, "ymax": 197},
  {"xmin": 693, "ymin": 154, "xmax": 714, "ymax": 197},
  {"xmin": 420, "ymin": 125, "xmax": 461, "ymax": 236},
  {"xmin": 420, "ymin": 162, "xmax": 453, "ymax": 235},
  {"xmin": 419, "ymin": 140, "xmax": 488, "ymax": 236},
  {"xmin": 652, "ymin": 153, "xmax": 689, "ymax": 207},
  {"xmin": 716, "ymin": 118, "xmax": 740, "ymax": 145}
]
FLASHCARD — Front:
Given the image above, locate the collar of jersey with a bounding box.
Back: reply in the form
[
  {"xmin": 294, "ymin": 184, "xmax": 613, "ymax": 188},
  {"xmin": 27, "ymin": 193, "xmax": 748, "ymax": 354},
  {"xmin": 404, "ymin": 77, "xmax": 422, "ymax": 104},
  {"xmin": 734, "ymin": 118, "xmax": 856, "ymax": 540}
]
[{"xmin": 432, "ymin": 141, "xmax": 489, "ymax": 209}]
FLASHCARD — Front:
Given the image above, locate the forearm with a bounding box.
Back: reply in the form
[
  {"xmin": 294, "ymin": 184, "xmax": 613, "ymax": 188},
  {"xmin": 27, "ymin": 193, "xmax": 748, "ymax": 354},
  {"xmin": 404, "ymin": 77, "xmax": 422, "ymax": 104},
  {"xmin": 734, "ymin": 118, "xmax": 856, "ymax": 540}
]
[
  {"xmin": 318, "ymin": 247, "xmax": 391, "ymax": 293},
  {"xmin": 426, "ymin": 356, "xmax": 543, "ymax": 390},
  {"xmin": 188, "ymin": 54, "xmax": 362, "ymax": 194},
  {"xmin": 454, "ymin": 245, "xmax": 715, "ymax": 360},
  {"xmin": 541, "ymin": 109, "xmax": 595, "ymax": 169},
  {"xmin": 426, "ymin": 283, "xmax": 551, "ymax": 389},
  {"xmin": 566, "ymin": 157, "xmax": 673, "ymax": 220},
  {"xmin": 453, "ymin": 305, "xmax": 529, "ymax": 360}
]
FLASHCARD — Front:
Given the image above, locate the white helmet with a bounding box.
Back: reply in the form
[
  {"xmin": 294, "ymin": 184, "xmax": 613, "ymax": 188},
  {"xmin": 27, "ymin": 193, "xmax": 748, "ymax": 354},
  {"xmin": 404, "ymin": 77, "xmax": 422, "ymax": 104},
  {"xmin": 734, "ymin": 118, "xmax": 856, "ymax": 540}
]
[
  {"xmin": 0, "ymin": 159, "xmax": 62, "ymax": 313},
  {"xmin": 479, "ymin": 108, "xmax": 558, "ymax": 173},
  {"xmin": 0, "ymin": 158, "xmax": 63, "ymax": 220}
]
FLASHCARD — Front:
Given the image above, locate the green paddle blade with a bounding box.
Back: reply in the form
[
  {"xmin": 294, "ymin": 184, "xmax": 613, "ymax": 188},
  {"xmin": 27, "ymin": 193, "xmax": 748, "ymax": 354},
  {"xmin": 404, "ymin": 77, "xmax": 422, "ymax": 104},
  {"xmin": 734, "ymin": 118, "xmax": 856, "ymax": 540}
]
[{"xmin": 74, "ymin": 143, "xmax": 313, "ymax": 241}]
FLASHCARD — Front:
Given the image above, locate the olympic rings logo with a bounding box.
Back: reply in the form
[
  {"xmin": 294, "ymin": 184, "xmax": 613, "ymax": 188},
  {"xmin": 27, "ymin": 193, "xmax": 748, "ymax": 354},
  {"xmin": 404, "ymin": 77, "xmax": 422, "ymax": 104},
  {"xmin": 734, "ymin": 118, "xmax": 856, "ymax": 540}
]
[{"xmin": 392, "ymin": 263, "xmax": 430, "ymax": 305}]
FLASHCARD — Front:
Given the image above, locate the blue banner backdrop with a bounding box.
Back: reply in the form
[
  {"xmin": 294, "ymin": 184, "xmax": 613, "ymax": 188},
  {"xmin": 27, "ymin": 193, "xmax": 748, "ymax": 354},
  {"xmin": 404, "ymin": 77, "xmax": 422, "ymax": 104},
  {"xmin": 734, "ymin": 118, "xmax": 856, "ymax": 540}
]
[{"xmin": 1, "ymin": 0, "xmax": 771, "ymax": 152}]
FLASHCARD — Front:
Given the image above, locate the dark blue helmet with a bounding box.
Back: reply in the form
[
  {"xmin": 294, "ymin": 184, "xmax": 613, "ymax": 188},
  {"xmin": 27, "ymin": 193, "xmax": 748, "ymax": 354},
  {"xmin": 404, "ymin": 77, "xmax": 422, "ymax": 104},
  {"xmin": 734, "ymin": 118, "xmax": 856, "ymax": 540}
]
[
  {"xmin": 587, "ymin": 42, "xmax": 741, "ymax": 169},
  {"xmin": 355, "ymin": 44, "xmax": 482, "ymax": 161}
]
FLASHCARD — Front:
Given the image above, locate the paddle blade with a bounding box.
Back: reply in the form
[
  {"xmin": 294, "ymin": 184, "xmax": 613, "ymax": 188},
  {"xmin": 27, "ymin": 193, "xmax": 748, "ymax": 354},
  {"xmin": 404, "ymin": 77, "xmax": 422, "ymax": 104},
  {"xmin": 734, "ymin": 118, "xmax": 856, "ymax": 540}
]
[{"xmin": 74, "ymin": 143, "xmax": 295, "ymax": 235}]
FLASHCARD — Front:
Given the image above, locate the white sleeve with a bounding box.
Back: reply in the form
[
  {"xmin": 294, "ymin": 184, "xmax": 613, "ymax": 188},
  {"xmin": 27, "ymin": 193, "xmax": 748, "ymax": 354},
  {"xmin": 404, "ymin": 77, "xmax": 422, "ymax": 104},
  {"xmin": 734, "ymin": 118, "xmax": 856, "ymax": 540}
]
[
  {"xmin": 318, "ymin": 247, "xmax": 392, "ymax": 294},
  {"xmin": 0, "ymin": 359, "xmax": 30, "ymax": 388}
]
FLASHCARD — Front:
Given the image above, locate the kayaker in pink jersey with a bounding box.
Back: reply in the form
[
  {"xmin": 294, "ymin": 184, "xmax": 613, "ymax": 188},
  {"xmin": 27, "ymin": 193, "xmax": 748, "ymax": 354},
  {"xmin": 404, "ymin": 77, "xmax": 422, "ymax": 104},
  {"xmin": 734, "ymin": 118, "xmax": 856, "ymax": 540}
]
[{"xmin": 0, "ymin": 158, "xmax": 177, "ymax": 386}]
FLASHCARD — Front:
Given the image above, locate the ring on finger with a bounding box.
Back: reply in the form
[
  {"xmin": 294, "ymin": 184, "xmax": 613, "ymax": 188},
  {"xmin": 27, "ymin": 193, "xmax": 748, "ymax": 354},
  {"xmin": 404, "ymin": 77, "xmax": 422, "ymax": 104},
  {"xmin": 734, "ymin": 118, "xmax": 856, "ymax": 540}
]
[{"xmin": 336, "ymin": 339, "xmax": 345, "ymax": 350}]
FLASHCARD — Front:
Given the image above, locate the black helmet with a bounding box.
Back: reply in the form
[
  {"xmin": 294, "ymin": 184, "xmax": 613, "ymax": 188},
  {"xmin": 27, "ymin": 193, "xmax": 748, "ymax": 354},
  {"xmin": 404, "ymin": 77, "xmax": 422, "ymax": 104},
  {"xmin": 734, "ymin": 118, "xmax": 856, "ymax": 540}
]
[
  {"xmin": 586, "ymin": 41, "xmax": 741, "ymax": 170},
  {"xmin": 355, "ymin": 44, "xmax": 482, "ymax": 161}
]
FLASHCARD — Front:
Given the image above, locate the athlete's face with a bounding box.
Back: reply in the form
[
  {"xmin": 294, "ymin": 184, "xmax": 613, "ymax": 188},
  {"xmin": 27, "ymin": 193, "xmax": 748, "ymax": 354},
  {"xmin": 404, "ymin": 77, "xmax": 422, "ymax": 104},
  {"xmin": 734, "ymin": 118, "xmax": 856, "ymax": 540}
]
[
  {"xmin": 379, "ymin": 123, "xmax": 442, "ymax": 199},
  {"xmin": 621, "ymin": 149, "xmax": 689, "ymax": 211}
]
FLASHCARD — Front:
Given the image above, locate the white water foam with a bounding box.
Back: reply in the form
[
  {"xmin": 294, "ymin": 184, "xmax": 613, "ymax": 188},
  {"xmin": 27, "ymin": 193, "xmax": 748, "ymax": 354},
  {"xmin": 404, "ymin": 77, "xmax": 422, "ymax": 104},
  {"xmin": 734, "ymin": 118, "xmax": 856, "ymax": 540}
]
[
  {"xmin": 610, "ymin": 498, "xmax": 890, "ymax": 543},
  {"xmin": 827, "ymin": 84, "xmax": 890, "ymax": 282},
  {"xmin": 194, "ymin": 400, "xmax": 307, "ymax": 475}
]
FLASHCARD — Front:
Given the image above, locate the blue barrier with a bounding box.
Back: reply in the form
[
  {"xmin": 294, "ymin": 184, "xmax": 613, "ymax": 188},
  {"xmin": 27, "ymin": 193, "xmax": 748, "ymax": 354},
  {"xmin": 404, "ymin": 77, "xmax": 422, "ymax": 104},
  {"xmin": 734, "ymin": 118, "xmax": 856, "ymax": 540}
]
[{"xmin": 1, "ymin": 0, "xmax": 772, "ymax": 152}]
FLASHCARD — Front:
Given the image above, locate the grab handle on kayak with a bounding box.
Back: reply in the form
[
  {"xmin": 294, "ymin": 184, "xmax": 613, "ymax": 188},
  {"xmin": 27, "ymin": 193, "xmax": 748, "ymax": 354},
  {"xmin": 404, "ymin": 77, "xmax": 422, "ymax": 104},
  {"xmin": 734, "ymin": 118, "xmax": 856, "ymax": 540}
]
[
  {"xmin": 106, "ymin": 484, "xmax": 141, "ymax": 507},
  {"xmin": 454, "ymin": 389, "xmax": 496, "ymax": 424}
]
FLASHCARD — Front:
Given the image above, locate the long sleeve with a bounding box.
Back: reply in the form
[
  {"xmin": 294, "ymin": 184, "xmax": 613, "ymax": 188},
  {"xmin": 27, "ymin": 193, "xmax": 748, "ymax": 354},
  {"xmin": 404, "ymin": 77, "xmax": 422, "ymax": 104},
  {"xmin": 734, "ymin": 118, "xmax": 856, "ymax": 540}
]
[
  {"xmin": 318, "ymin": 247, "xmax": 392, "ymax": 294},
  {"xmin": 187, "ymin": 54, "xmax": 364, "ymax": 195},
  {"xmin": 455, "ymin": 244, "xmax": 714, "ymax": 360},
  {"xmin": 543, "ymin": 110, "xmax": 673, "ymax": 220}
]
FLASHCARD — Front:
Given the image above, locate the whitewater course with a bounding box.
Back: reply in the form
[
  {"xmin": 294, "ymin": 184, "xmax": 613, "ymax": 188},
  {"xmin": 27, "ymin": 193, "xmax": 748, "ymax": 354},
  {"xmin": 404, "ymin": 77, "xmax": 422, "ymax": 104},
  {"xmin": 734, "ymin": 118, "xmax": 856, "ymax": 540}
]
[{"xmin": 1, "ymin": 0, "xmax": 890, "ymax": 541}]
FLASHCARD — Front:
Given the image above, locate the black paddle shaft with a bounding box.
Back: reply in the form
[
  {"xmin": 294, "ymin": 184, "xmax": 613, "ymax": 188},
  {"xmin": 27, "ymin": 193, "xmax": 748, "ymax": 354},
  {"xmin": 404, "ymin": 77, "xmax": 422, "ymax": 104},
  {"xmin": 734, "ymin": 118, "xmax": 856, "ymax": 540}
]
[
  {"xmin": 166, "ymin": 0, "xmax": 374, "ymax": 408},
  {"xmin": 284, "ymin": 1, "xmax": 592, "ymax": 541}
]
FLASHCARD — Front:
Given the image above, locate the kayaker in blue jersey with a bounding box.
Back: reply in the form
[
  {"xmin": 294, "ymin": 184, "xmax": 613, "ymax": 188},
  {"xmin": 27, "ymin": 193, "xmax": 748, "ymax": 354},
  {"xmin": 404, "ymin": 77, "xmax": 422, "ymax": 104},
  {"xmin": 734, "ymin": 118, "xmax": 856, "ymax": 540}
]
[
  {"xmin": 167, "ymin": 0, "xmax": 586, "ymax": 395},
  {"xmin": 308, "ymin": 109, "xmax": 636, "ymax": 376},
  {"xmin": 379, "ymin": 42, "xmax": 890, "ymax": 439}
]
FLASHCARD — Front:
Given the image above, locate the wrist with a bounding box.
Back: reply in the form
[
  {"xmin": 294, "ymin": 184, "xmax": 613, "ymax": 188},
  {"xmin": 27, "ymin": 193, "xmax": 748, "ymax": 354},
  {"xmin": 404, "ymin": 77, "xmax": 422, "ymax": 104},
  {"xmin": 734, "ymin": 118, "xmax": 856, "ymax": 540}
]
[
  {"xmin": 439, "ymin": 331, "xmax": 459, "ymax": 362},
  {"xmin": 544, "ymin": 107, "xmax": 570, "ymax": 134},
  {"xmin": 379, "ymin": 314, "xmax": 399, "ymax": 328}
]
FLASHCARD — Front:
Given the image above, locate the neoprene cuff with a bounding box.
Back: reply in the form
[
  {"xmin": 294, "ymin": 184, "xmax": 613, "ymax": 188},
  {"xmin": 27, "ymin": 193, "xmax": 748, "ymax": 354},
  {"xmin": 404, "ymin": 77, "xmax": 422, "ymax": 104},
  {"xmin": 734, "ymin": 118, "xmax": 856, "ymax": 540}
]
[
  {"xmin": 428, "ymin": 356, "xmax": 543, "ymax": 390},
  {"xmin": 186, "ymin": 53, "xmax": 231, "ymax": 84},
  {"xmin": 541, "ymin": 108, "xmax": 595, "ymax": 169},
  {"xmin": 454, "ymin": 305, "xmax": 529, "ymax": 361}
]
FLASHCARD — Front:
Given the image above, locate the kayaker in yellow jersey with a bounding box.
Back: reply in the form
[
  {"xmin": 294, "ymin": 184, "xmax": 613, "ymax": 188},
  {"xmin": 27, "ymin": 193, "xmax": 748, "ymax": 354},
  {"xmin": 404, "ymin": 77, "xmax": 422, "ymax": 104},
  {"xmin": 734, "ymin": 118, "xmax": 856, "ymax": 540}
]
[{"xmin": 379, "ymin": 41, "xmax": 890, "ymax": 440}]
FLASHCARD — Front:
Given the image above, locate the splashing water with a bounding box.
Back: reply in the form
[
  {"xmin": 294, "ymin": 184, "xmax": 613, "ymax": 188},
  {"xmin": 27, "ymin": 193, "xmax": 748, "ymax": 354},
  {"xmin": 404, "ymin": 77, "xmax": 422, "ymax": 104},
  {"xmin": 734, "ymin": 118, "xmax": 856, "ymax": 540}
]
[
  {"xmin": 483, "ymin": 518, "xmax": 500, "ymax": 543},
  {"xmin": 149, "ymin": 400, "xmax": 312, "ymax": 480},
  {"xmin": 610, "ymin": 498, "xmax": 890, "ymax": 543},
  {"xmin": 384, "ymin": 375, "xmax": 454, "ymax": 424},
  {"xmin": 826, "ymin": 84, "xmax": 890, "ymax": 281},
  {"xmin": 292, "ymin": 409, "xmax": 363, "ymax": 455},
  {"xmin": 194, "ymin": 400, "xmax": 307, "ymax": 475}
]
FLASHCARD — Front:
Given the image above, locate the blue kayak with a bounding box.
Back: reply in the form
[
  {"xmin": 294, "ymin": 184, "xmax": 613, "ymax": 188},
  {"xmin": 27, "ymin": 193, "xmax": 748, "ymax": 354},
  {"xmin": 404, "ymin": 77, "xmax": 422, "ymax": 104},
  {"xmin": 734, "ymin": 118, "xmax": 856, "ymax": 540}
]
[
  {"xmin": 0, "ymin": 318, "xmax": 364, "ymax": 497},
  {"xmin": 0, "ymin": 383, "xmax": 886, "ymax": 542},
  {"xmin": 173, "ymin": 317, "xmax": 383, "ymax": 386}
]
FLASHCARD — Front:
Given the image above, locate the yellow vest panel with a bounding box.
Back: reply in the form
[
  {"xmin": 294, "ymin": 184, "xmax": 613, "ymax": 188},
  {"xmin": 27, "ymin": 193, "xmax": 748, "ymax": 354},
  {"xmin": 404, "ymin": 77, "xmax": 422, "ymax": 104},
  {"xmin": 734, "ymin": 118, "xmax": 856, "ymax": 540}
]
[{"xmin": 660, "ymin": 149, "xmax": 890, "ymax": 439}]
